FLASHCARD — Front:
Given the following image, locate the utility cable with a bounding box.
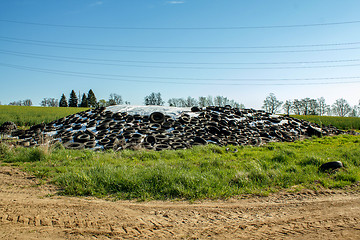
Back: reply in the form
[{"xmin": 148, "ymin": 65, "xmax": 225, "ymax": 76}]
[
  {"xmin": 2, "ymin": 50, "xmax": 360, "ymax": 69},
  {"xmin": 1, "ymin": 62, "xmax": 360, "ymax": 85},
  {"xmin": 1, "ymin": 19, "xmax": 360, "ymax": 30}
]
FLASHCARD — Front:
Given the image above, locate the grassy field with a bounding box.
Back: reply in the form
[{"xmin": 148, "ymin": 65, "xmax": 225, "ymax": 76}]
[
  {"xmin": 292, "ymin": 115, "xmax": 360, "ymax": 130},
  {"xmin": 1, "ymin": 134, "xmax": 359, "ymax": 200},
  {"xmin": 0, "ymin": 105, "xmax": 90, "ymax": 127}
]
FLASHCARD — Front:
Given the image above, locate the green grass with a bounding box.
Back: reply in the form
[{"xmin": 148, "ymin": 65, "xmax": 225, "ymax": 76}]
[
  {"xmin": 0, "ymin": 105, "xmax": 90, "ymax": 126},
  {"xmin": 292, "ymin": 115, "xmax": 360, "ymax": 130},
  {"xmin": 1, "ymin": 134, "xmax": 359, "ymax": 200}
]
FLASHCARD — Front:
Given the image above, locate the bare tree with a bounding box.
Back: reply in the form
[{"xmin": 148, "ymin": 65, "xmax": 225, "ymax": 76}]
[
  {"xmin": 292, "ymin": 99, "xmax": 303, "ymax": 115},
  {"xmin": 198, "ymin": 96, "xmax": 207, "ymax": 108},
  {"xmin": 41, "ymin": 98, "xmax": 58, "ymax": 107},
  {"xmin": 228, "ymin": 99, "xmax": 244, "ymax": 109},
  {"xmin": 214, "ymin": 96, "xmax": 230, "ymax": 107},
  {"xmin": 108, "ymin": 93, "xmax": 123, "ymax": 106},
  {"xmin": 8, "ymin": 100, "xmax": 22, "ymax": 106},
  {"xmin": 262, "ymin": 93, "xmax": 283, "ymax": 114},
  {"xmin": 332, "ymin": 98, "xmax": 352, "ymax": 117},
  {"xmin": 317, "ymin": 97, "xmax": 329, "ymax": 116},
  {"xmin": 22, "ymin": 99, "xmax": 32, "ymax": 106},
  {"xmin": 144, "ymin": 92, "xmax": 164, "ymax": 106},
  {"xmin": 283, "ymin": 100, "xmax": 292, "ymax": 115},
  {"xmin": 8, "ymin": 99, "xmax": 32, "ymax": 106},
  {"xmin": 206, "ymin": 95, "xmax": 214, "ymax": 106},
  {"xmin": 300, "ymin": 98, "xmax": 318, "ymax": 115}
]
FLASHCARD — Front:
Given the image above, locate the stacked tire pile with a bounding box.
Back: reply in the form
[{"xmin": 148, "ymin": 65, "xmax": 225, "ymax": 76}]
[
  {"xmin": 9, "ymin": 105, "xmax": 346, "ymax": 151},
  {"xmin": 0, "ymin": 121, "xmax": 17, "ymax": 135}
]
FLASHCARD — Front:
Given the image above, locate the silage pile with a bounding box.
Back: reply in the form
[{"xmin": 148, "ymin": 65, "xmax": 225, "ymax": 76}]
[{"xmin": 5, "ymin": 105, "xmax": 346, "ymax": 151}]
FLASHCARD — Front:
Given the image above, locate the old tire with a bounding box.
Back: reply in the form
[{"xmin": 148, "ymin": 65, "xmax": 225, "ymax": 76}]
[{"xmin": 150, "ymin": 112, "xmax": 165, "ymax": 124}]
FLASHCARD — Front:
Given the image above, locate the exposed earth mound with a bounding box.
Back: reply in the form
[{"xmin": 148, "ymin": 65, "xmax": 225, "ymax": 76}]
[{"xmin": 5, "ymin": 105, "xmax": 347, "ymax": 150}]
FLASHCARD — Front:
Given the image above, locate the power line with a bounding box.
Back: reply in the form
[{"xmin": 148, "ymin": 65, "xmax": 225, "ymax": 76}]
[
  {"xmin": 2, "ymin": 49, "xmax": 360, "ymax": 65},
  {"xmin": 3, "ymin": 38, "xmax": 360, "ymax": 53},
  {"xmin": 1, "ymin": 19, "xmax": 360, "ymax": 30},
  {"xmin": 1, "ymin": 62, "xmax": 360, "ymax": 85},
  {"xmin": 2, "ymin": 36, "xmax": 360, "ymax": 49},
  {"xmin": 2, "ymin": 50, "xmax": 360, "ymax": 70}
]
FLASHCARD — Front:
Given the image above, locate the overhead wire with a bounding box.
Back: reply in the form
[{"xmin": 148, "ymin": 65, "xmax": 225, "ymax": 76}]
[
  {"xmin": 2, "ymin": 36, "xmax": 360, "ymax": 49},
  {"xmin": 1, "ymin": 62, "xmax": 360, "ymax": 85},
  {"xmin": 1, "ymin": 19, "xmax": 360, "ymax": 30},
  {"xmin": 2, "ymin": 49, "xmax": 360, "ymax": 65},
  {"xmin": 2, "ymin": 50, "xmax": 360, "ymax": 69},
  {"xmin": 3, "ymin": 37, "xmax": 360, "ymax": 53}
]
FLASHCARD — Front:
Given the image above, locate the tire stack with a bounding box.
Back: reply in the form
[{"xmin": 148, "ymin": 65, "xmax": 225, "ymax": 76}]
[{"xmin": 9, "ymin": 105, "xmax": 349, "ymax": 151}]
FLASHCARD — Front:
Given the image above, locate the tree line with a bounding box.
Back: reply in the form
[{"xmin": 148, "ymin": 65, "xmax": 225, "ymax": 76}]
[
  {"xmin": 262, "ymin": 93, "xmax": 360, "ymax": 117},
  {"xmin": 4, "ymin": 91, "xmax": 359, "ymax": 117}
]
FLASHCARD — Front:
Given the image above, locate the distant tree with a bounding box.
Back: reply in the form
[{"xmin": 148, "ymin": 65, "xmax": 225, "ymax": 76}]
[
  {"xmin": 206, "ymin": 95, "xmax": 214, "ymax": 106},
  {"xmin": 8, "ymin": 99, "xmax": 32, "ymax": 106},
  {"xmin": 228, "ymin": 100, "xmax": 245, "ymax": 109},
  {"xmin": 332, "ymin": 98, "xmax": 352, "ymax": 117},
  {"xmin": 198, "ymin": 96, "xmax": 207, "ymax": 108},
  {"xmin": 69, "ymin": 90, "xmax": 78, "ymax": 107},
  {"xmin": 59, "ymin": 94, "xmax": 68, "ymax": 107},
  {"xmin": 292, "ymin": 99, "xmax": 303, "ymax": 115},
  {"xmin": 79, "ymin": 93, "xmax": 88, "ymax": 107},
  {"xmin": 283, "ymin": 100, "xmax": 292, "ymax": 115},
  {"xmin": 8, "ymin": 100, "xmax": 22, "ymax": 106},
  {"xmin": 168, "ymin": 98, "xmax": 179, "ymax": 107},
  {"xmin": 41, "ymin": 98, "xmax": 58, "ymax": 107},
  {"xmin": 317, "ymin": 97, "xmax": 329, "ymax": 116},
  {"xmin": 168, "ymin": 97, "xmax": 198, "ymax": 107},
  {"xmin": 144, "ymin": 92, "xmax": 164, "ymax": 106},
  {"xmin": 197, "ymin": 96, "xmax": 214, "ymax": 107},
  {"xmin": 125, "ymin": 101, "xmax": 131, "ymax": 105},
  {"xmin": 22, "ymin": 99, "xmax": 32, "ymax": 106},
  {"xmin": 262, "ymin": 93, "xmax": 283, "ymax": 114},
  {"xmin": 87, "ymin": 89, "xmax": 97, "ymax": 108},
  {"xmin": 98, "ymin": 99, "xmax": 107, "ymax": 107},
  {"xmin": 214, "ymin": 96, "xmax": 230, "ymax": 107},
  {"xmin": 108, "ymin": 93, "xmax": 123, "ymax": 106},
  {"xmin": 184, "ymin": 96, "xmax": 198, "ymax": 107},
  {"xmin": 300, "ymin": 98, "xmax": 318, "ymax": 115},
  {"xmin": 348, "ymin": 107, "xmax": 359, "ymax": 117}
]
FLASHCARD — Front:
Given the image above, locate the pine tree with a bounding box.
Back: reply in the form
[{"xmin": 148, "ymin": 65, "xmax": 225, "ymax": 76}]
[
  {"xmin": 59, "ymin": 94, "xmax": 68, "ymax": 107},
  {"xmin": 87, "ymin": 89, "xmax": 97, "ymax": 107},
  {"xmin": 69, "ymin": 90, "xmax": 78, "ymax": 107},
  {"xmin": 80, "ymin": 93, "xmax": 88, "ymax": 107}
]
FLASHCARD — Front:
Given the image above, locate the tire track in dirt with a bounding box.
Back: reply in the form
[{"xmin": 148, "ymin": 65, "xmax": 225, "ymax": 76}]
[{"xmin": 1, "ymin": 166, "xmax": 359, "ymax": 239}]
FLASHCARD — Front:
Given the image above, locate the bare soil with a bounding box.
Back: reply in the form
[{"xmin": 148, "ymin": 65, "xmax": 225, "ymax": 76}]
[{"xmin": 1, "ymin": 166, "xmax": 359, "ymax": 240}]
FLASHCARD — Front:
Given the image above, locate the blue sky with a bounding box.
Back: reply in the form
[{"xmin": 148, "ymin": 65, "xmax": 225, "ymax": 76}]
[{"xmin": 0, "ymin": 0, "xmax": 359, "ymax": 109}]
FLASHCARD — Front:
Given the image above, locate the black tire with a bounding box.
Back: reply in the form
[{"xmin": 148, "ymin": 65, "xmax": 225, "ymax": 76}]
[
  {"xmin": 63, "ymin": 142, "xmax": 85, "ymax": 150},
  {"xmin": 179, "ymin": 114, "xmax": 190, "ymax": 124},
  {"xmin": 191, "ymin": 106, "xmax": 201, "ymax": 112},
  {"xmin": 144, "ymin": 135, "xmax": 156, "ymax": 144},
  {"xmin": 150, "ymin": 112, "xmax": 165, "ymax": 124},
  {"xmin": 99, "ymin": 138, "xmax": 112, "ymax": 145},
  {"xmin": 319, "ymin": 161, "xmax": 343, "ymax": 172},
  {"xmin": 193, "ymin": 136, "xmax": 207, "ymax": 145},
  {"xmin": 155, "ymin": 143, "xmax": 171, "ymax": 151},
  {"xmin": 74, "ymin": 134, "xmax": 90, "ymax": 143}
]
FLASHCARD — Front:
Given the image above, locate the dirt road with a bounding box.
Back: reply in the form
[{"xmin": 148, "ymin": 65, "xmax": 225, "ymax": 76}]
[{"xmin": 0, "ymin": 166, "xmax": 359, "ymax": 239}]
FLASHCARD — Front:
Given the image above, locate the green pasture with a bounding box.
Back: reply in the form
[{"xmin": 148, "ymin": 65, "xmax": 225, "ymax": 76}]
[
  {"xmin": 0, "ymin": 105, "xmax": 90, "ymax": 127},
  {"xmin": 1, "ymin": 135, "xmax": 359, "ymax": 200},
  {"xmin": 292, "ymin": 115, "xmax": 360, "ymax": 130}
]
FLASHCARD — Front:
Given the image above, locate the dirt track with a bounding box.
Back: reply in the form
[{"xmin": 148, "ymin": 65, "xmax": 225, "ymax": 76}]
[{"xmin": 1, "ymin": 166, "xmax": 359, "ymax": 239}]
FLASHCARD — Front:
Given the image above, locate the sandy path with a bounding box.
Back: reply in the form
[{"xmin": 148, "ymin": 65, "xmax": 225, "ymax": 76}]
[{"xmin": 0, "ymin": 166, "xmax": 359, "ymax": 239}]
